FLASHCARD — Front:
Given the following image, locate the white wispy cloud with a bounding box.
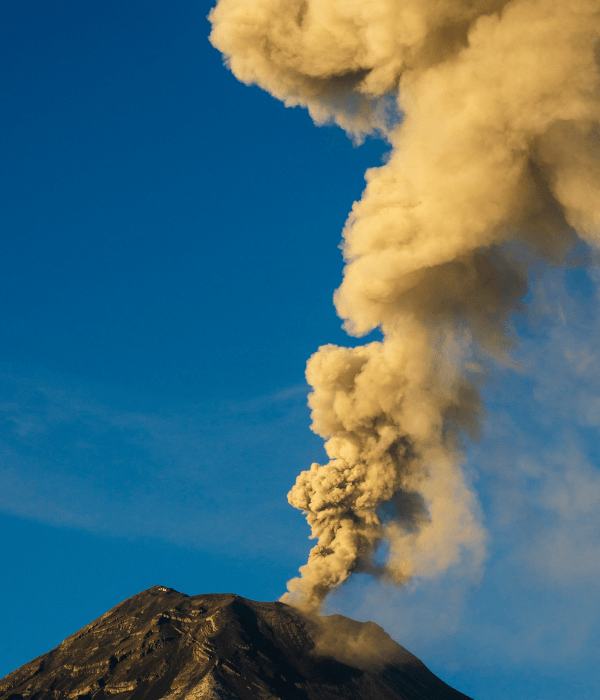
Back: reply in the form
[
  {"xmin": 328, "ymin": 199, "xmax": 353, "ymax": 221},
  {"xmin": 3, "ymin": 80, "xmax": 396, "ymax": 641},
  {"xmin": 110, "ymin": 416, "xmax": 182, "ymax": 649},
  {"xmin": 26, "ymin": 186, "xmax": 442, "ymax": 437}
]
[{"xmin": 0, "ymin": 373, "xmax": 320, "ymax": 560}]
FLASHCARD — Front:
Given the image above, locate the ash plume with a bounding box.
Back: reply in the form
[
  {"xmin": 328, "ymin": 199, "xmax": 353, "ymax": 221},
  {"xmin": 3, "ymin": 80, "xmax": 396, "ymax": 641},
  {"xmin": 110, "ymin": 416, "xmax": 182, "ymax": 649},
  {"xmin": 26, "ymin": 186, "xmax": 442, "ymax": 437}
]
[{"xmin": 209, "ymin": 0, "xmax": 600, "ymax": 610}]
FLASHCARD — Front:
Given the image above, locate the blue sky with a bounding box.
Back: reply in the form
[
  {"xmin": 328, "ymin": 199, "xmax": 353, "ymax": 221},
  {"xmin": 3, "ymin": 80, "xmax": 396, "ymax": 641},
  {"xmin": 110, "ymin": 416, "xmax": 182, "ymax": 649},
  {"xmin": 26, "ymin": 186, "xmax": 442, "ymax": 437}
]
[{"xmin": 1, "ymin": 3, "xmax": 599, "ymax": 699}]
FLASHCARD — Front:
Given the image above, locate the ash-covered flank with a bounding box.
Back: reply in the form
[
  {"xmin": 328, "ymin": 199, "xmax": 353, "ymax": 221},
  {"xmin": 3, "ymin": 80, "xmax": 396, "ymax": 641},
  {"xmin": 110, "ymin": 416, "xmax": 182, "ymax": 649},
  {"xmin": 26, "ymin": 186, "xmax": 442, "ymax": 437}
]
[{"xmin": 0, "ymin": 586, "xmax": 472, "ymax": 700}]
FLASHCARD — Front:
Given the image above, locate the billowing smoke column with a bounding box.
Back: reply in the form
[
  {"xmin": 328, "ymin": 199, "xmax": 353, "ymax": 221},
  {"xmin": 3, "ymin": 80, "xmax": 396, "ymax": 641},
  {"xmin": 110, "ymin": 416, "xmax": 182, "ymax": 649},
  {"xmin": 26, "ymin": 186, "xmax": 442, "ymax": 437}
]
[{"xmin": 209, "ymin": 0, "xmax": 600, "ymax": 610}]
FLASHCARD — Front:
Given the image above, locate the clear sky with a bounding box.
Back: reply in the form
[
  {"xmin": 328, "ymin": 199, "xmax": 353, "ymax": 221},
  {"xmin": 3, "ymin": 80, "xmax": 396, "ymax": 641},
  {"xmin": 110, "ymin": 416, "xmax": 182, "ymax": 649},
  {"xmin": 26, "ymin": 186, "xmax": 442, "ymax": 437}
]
[{"xmin": 1, "ymin": 2, "xmax": 599, "ymax": 699}]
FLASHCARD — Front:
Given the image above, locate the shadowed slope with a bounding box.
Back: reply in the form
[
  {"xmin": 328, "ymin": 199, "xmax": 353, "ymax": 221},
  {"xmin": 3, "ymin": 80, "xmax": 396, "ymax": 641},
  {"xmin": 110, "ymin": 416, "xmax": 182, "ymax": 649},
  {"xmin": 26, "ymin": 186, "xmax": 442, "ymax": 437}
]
[{"xmin": 0, "ymin": 586, "xmax": 472, "ymax": 700}]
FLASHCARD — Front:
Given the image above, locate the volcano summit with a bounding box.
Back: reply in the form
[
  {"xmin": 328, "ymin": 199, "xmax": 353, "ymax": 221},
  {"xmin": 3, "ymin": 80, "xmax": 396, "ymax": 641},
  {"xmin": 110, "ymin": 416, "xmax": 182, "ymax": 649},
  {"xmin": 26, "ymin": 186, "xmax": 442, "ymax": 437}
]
[{"xmin": 0, "ymin": 585, "xmax": 472, "ymax": 700}]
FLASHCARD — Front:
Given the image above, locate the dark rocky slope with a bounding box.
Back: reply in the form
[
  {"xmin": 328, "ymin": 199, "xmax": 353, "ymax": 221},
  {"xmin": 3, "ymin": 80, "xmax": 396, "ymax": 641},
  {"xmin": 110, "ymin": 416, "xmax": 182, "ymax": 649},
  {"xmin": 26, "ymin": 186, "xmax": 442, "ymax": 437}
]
[{"xmin": 0, "ymin": 585, "xmax": 473, "ymax": 700}]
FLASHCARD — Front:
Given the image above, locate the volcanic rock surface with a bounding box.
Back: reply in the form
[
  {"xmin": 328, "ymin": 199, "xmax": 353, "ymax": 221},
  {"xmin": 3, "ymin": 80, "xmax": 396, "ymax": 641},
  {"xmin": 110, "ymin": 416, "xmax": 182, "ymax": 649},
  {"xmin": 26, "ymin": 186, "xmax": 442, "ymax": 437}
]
[{"xmin": 0, "ymin": 586, "xmax": 473, "ymax": 700}]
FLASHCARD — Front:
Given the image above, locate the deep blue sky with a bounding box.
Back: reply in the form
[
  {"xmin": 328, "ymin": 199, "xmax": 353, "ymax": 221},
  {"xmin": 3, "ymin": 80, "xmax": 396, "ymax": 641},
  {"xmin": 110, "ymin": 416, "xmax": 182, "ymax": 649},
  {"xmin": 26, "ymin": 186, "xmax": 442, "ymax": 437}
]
[{"xmin": 1, "ymin": 3, "xmax": 599, "ymax": 700}]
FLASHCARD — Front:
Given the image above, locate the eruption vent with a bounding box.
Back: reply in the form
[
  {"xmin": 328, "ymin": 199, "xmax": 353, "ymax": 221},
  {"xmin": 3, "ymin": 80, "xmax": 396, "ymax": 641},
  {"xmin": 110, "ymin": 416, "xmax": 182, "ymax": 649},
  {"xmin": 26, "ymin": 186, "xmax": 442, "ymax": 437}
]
[{"xmin": 210, "ymin": 0, "xmax": 600, "ymax": 610}]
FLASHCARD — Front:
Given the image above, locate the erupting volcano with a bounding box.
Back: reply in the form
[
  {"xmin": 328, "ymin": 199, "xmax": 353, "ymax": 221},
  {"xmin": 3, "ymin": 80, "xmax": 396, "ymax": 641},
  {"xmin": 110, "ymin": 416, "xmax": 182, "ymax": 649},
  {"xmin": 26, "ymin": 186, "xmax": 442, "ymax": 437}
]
[{"xmin": 0, "ymin": 586, "xmax": 472, "ymax": 700}]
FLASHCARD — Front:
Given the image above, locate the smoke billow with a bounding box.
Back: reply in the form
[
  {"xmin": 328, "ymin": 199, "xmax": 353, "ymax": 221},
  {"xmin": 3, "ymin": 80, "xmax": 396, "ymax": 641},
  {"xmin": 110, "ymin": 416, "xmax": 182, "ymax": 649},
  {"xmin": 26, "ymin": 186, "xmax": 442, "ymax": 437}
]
[{"xmin": 209, "ymin": 0, "xmax": 600, "ymax": 610}]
